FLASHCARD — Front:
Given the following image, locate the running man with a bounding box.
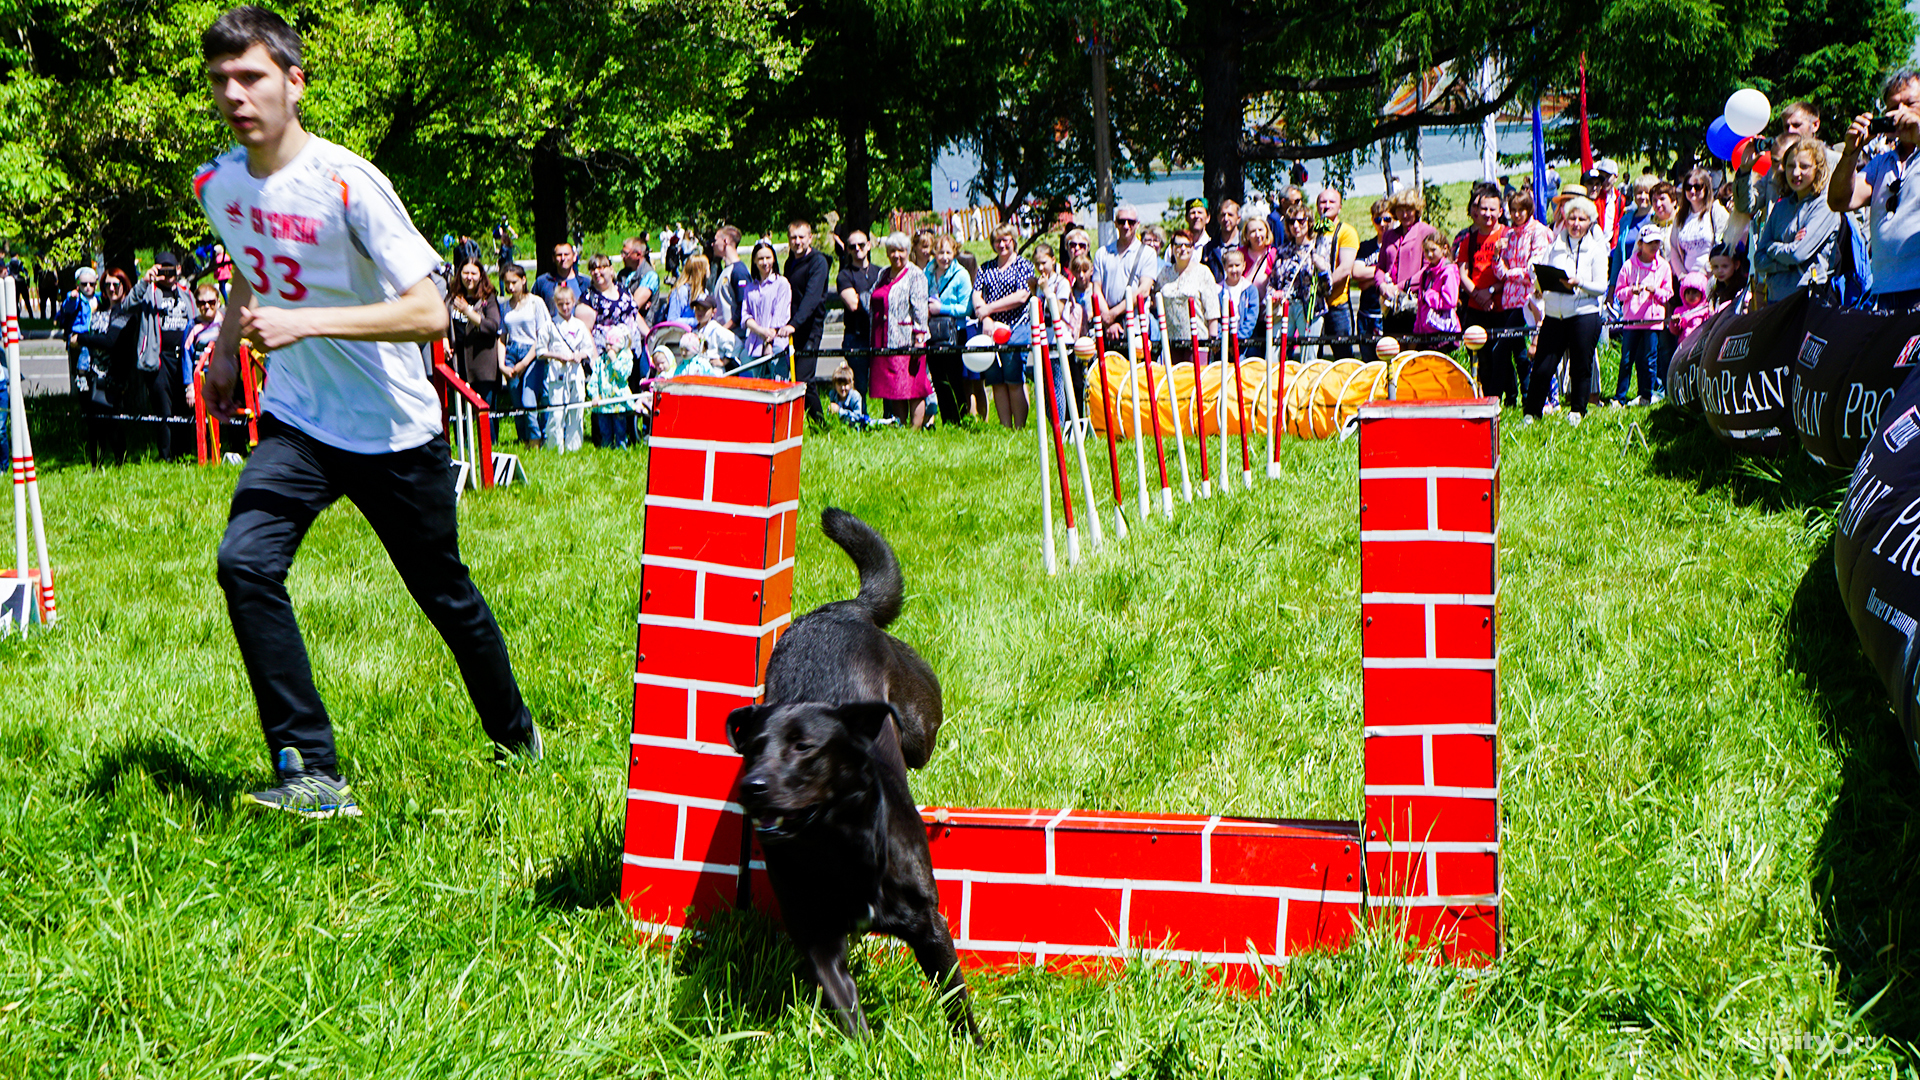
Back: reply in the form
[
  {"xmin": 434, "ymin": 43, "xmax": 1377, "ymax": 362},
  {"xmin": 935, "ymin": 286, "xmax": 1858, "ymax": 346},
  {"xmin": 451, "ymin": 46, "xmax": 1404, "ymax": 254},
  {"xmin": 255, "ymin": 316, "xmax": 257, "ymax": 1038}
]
[{"xmin": 196, "ymin": 6, "xmax": 541, "ymax": 819}]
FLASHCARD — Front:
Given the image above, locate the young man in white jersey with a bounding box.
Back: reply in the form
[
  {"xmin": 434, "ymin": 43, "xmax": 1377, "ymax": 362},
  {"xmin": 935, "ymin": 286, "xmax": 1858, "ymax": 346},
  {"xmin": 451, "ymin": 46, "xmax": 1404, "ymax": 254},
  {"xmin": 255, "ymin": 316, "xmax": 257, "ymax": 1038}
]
[{"xmin": 197, "ymin": 6, "xmax": 540, "ymax": 819}]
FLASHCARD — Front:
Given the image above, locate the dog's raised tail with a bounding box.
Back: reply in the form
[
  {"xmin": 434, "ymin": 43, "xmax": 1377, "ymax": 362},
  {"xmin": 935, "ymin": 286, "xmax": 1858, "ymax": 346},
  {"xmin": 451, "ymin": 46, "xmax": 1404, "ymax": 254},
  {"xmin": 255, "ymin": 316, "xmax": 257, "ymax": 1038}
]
[{"xmin": 821, "ymin": 507, "xmax": 904, "ymax": 628}]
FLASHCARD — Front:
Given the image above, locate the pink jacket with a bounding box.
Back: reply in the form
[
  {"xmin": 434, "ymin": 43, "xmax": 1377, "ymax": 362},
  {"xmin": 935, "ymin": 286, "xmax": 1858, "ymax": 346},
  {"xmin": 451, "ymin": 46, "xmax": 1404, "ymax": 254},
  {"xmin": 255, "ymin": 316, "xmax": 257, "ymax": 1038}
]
[
  {"xmin": 1496, "ymin": 219, "xmax": 1553, "ymax": 311},
  {"xmin": 1612, "ymin": 253, "xmax": 1673, "ymax": 329},
  {"xmin": 1670, "ymin": 271, "xmax": 1713, "ymax": 341},
  {"xmin": 1413, "ymin": 260, "xmax": 1462, "ymax": 334}
]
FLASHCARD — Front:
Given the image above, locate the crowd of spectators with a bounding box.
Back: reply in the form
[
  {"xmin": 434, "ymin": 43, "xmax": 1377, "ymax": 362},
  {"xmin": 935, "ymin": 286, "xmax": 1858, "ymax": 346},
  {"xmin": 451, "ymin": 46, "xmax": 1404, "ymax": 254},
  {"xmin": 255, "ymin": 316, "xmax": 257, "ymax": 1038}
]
[{"xmin": 27, "ymin": 69, "xmax": 1920, "ymax": 462}]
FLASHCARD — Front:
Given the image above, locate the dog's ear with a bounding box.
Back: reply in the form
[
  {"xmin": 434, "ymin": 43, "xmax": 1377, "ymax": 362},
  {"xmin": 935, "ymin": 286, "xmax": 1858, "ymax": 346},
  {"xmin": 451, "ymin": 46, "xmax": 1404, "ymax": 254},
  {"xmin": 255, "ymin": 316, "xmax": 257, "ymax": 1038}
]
[
  {"xmin": 830, "ymin": 701, "xmax": 899, "ymax": 743},
  {"xmin": 725, "ymin": 704, "xmax": 776, "ymax": 754}
]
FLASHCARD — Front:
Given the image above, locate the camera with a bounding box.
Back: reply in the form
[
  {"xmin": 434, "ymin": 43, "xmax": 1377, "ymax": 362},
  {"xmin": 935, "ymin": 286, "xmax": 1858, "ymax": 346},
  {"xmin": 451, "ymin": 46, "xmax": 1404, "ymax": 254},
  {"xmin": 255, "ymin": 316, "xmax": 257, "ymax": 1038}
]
[{"xmin": 1871, "ymin": 115, "xmax": 1899, "ymax": 135}]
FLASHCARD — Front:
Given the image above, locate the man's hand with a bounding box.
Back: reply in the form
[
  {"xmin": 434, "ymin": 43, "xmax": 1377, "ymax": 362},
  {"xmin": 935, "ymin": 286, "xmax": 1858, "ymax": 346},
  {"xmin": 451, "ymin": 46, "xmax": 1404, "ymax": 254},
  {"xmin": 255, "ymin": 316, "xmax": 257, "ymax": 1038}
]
[
  {"xmin": 240, "ymin": 305, "xmax": 313, "ymax": 352},
  {"xmin": 1848, "ymin": 112, "xmax": 1876, "ymax": 155},
  {"xmin": 202, "ymin": 346, "xmax": 242, "ymax": 422}
]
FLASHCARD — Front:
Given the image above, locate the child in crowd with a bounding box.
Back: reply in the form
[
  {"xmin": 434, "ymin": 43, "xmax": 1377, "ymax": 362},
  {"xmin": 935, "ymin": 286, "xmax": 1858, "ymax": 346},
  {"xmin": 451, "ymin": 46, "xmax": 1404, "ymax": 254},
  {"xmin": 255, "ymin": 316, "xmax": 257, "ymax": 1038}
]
[
  {"xmin": 827, "ymin": 361, "xmax": 877, "ymax": 427},
  {"xmin": 544, "ymin": 284, "xmax": 591, "ymax": 453},
  {"xmin": 1612, "ymin": 222, "xmax": 1673, "ymax": 405},
  {"xmin": 691, "ymin": 295, "xmax": 739, "ymax": 362},
  {"xmin": 1412, "ymin": 234, "xmax": 1461, "ymax": 342},
  {"xmin": 1221, "ymin": 248, "xmax": 1263, "ymax": 358},
  {"xmin": 1671, "ymin": 273, "xmax": 1714, "ymax": 344},
  {"xmin": 585, "ymin": 304, "xmax": 636, "ymax": 448},
  {"xmin": 1708, "ymin": 243, "xmax": 1749, "ymax": 309}
]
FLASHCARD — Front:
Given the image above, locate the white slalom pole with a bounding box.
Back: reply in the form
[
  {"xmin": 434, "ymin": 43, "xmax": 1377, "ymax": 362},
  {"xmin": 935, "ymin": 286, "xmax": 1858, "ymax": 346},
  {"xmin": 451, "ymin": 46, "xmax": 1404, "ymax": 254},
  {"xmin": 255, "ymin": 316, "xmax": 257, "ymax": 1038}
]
[
  {"xmin": 1156, "ymin": 293, "xmax": 1194, "ymax": 503},
  {"xmin": 8, "ymin": 285, "xmax": 52, "ymax": 626},
  {"xmin": 5, "ymin": 277, "xmax": 29, "ymax": 621},
  {"xmin": 1125, "ymin": 299, "xmax": 1151, "ymax": 522},
  {"xmin": 1049, "ymin": 300, "xmax": 1103, "ymax": 551},
  {"xmin": 1253, "ymin": 291, "xmax": 1274, "ymax": 482},
  {"xmin": 1030, "ymin": 297, "xmax": 1056, "ymax": 575}
]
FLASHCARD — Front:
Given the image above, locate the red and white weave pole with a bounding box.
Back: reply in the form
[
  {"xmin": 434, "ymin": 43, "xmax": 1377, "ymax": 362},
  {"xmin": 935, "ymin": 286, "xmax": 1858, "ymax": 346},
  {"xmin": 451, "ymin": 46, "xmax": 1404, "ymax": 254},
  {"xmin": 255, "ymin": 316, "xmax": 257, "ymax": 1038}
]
[
  {"xmin": 1268, "ymin": 297, "xmax": 1289, "ymax": 479},
  {"xmin": 1089, "ymin": 293, "xmax": 1128, "ymax": 541},
  {"xmin": 1227, "ymin": 289, "xmax": 1253, "ymax": 489},
  {"xmin": 1135, "ymin": 296, "xmax": 1173, "ymax": 519},
  {"xmin": 1155, "ymin": 293, "xmax": 1194, "ymax": 504},
  {"xmin": 1047, "ymin": 297, "xmax": 1102, "ymax": 551},
  {"xmin": 1033, "ymin": 295, "xmax": 1079, "ymax": 566},
  {"xmin": 1030, "ymin": 298, "xmax": 1057, "ymax": 575},
  {"xmin": 4, "ymin": 277, "xmax": 54, "ymax": 625},
  {"xmin": 1187, "ymin": 296, "xmax": 1211, "ymax": 499},
  {"xmin": 1124, "ymin": 299, "xmax": 1152, "ymax": 523}
]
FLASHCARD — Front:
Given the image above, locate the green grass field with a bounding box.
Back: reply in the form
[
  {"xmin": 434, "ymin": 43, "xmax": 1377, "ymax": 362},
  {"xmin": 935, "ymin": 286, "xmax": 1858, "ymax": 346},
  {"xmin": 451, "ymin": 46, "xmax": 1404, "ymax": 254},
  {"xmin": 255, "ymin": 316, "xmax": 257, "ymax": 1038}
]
[{"xmin": 3, "ymin": 397, "xmax": 1918, "ymax": 1076}]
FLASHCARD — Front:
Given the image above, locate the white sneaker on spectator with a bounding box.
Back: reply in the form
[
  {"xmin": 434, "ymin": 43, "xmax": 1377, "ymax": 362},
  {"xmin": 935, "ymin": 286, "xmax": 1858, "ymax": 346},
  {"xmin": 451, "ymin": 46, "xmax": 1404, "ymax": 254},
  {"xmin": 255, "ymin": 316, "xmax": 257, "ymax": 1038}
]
[
  {"xmin": 1522, "ymin": 415, "xmax": 1536, "ymax": 426},
  {"xmin": 1630, "ymin": 395, "xmax": 1650, "ymax": 407},
  {"xmin": 1567, "ymin": 412, "xmax": 1583, "ymax": 427}
]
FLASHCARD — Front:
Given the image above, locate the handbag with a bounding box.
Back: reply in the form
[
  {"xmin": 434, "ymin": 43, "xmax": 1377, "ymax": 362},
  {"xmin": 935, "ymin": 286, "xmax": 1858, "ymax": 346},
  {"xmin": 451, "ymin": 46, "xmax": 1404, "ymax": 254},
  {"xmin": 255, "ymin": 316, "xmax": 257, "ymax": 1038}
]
[{"xmin": 927, "ymin": 313, "xmax": 959, "ymax": 349}]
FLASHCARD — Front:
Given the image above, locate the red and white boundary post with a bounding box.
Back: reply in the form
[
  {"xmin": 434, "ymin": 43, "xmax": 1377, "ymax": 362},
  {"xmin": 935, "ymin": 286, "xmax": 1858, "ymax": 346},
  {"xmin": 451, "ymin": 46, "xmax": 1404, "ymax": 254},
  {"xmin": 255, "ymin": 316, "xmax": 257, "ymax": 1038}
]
[
  {"xmin": 3, "ymin": 276, "xmax": 54, "ymax": 632},
  {"xmin": 620, "ymin": 375, "xmax": 805, "ymax": 935},
  {"xmin": 1357, "ymin": 397, "xmax": 1502, "ymax": 958},
  {"xmin": 618, "ymin": 388, "xmax": 1501, "ymax": 975}
]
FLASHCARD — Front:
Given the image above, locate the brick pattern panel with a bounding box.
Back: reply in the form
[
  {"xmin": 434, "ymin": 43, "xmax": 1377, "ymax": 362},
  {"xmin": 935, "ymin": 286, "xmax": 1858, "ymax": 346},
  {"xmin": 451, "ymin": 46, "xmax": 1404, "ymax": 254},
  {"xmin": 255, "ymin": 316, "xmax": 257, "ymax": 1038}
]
[
  {"xmin": 620, "ymin": 377, "xmax": 806, "ymax": 936},
  {"xmin": 1357, "ymin": 398, "xmax": 1502, "ymax": 964}
]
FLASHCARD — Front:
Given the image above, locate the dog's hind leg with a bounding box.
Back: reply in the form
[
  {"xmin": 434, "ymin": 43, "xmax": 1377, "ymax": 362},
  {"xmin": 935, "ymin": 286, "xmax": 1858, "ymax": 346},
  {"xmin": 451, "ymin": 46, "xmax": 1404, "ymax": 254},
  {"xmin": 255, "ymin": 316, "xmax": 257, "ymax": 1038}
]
[
  {"xmin": 805, "ymin": 937, "xmax": 870, "ymax": 1038},
  {"xmin": 901, "ymin": 915, "xmax": 982, "ymax": 1044}
]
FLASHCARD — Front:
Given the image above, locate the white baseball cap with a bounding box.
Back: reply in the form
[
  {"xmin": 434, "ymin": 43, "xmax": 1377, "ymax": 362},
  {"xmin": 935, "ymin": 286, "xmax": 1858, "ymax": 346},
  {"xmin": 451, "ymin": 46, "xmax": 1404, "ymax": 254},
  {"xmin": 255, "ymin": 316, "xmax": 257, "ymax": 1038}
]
[{"xmin": 1594, "ymin": 158, "xmax": 1620, "ymax": 177}]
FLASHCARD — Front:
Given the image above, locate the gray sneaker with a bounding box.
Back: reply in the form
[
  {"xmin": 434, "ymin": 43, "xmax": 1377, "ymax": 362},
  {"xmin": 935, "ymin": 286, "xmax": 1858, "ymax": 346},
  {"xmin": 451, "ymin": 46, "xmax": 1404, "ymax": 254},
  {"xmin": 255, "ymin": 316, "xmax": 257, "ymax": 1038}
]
[
  {"xmin": 242, "ymin": 748, "xmax": 361, "ymax": 819},
  {"xmin": 494, "ymin": 722, "xmax": 544, "ymax": 767}
]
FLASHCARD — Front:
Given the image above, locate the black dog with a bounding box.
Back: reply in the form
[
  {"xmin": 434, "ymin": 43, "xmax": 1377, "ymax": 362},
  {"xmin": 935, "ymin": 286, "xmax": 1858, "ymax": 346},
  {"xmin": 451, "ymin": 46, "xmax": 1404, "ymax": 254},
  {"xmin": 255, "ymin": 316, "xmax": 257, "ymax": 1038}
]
[{"xmin": 726, "ymin": 508, "xmax": 978, "ymax": 1041}]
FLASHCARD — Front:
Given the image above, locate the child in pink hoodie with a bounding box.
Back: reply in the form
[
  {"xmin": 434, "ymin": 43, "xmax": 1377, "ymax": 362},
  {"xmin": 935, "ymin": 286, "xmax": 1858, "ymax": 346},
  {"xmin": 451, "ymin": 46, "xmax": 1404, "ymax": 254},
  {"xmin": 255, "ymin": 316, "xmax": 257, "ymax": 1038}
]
[
  {"xmin": 1671, "ymin": 272, "xmax": 1713, "ymax": 344},
  {"xmin": 1612, "ymin": 223, "xmax": 1673, "ymax": 404},
  {"xmin": 1413, "ymin": 234, "xmax": 1462, "ymax": 342}
]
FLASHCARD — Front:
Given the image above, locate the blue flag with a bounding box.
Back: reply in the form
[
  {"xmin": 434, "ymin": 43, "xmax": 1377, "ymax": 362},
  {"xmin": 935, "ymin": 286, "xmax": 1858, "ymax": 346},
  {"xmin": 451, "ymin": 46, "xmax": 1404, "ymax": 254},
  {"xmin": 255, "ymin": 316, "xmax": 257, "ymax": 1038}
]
[{"xmin": 1532, "ymin": 102, "xmax": 1550, "ymax": 225}]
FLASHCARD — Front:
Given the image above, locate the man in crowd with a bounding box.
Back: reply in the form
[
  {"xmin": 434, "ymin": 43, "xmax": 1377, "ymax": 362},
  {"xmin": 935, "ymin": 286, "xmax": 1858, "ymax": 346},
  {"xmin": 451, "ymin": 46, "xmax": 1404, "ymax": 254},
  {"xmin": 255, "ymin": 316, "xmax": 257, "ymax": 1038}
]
[
  {"xmin": 1183, "ymin": 198, "xmax": 1210, "ymax": 254},
  {"xmin": 533, "ymin": 241, "xmax": 588, "ymax": 317},
  {"xmin": 1588, "ymin": 159, "xmax": 1623, "ymax": 248},
  {"xmin": 619, "ymin": 236, "xmax": 659, "ymax": 313},
  {"xmin": 835, "ymin": 229, "xmax": 883, "ymax": 400},
  {"xmin": 196, "ymin": 5, "xmax": 539, "ymax": 818},
  {"xmin": 1453, "ymin": 183, "xmax": 1507, "ymax": 374},
  {"xmin": 1202, "ymin": 199, "xmax": 1242, "ymax": 281},
  {"xmin": 1313, "ymin": 188, "xmax": 1360, "ymax": 358},
  {"xmin": 711, "ymin": 225, "xmax": 750, "ymax": 333},
  {"xmin": 59, "ymin": 267, "xmax": 101, "ymax": 395},
  {"xmin": 1093, "ymin": 204, "xmax": 1160, "ymax": 347},
  {"xmin": 781, "ymin": 219, "xmax": 832, "ymax": 416},
  {"xmin": 1831, "ymin": 71, "xmax": 1920, "ymax": 310},
  {"xmin": 122, "ymin": 251, "xmax": 198, "ymax": 459}
]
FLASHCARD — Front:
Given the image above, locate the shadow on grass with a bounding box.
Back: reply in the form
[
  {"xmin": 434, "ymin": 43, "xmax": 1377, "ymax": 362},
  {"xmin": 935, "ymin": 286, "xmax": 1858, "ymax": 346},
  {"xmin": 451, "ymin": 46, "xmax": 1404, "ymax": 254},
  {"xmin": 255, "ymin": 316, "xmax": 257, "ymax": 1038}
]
[
  {"xmin": 1790, "ymin": 541, "xmax": 1920, "ymax": 1040},
  {"xmin": 1643, "ymin": 405, "xmax": 1849, "ymax": 513},
  {"xmin": 531, "ymin": 804, "xmax": 624, "ymax": 910},
  {"xmin": 669, "ymin": 908, "xmax": 810, "ymax": 1030},
  {"xmin": 77, "ymin": 734, "xmax": 247, "ymax": 806}
]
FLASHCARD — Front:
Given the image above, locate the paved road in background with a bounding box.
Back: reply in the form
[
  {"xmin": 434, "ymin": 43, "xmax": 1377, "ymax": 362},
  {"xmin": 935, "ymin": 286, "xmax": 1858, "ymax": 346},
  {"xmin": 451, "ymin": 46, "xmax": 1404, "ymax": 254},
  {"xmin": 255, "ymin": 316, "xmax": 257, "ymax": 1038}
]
[{"xmin": 16, "ymin": 338, "xmax": 68, "ymax": 397}]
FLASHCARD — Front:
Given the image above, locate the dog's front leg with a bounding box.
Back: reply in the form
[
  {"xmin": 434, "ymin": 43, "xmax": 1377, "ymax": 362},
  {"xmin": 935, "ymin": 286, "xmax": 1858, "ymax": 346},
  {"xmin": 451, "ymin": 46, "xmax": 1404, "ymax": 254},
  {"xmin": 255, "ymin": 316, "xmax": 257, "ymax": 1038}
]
[
  {"xmin": 902, "ymin": 915, "xmax": 982, "ymax": 1043},
  {"xmin": 805, "ymin": 937, "xmax": 870, "ymax": 1038}
]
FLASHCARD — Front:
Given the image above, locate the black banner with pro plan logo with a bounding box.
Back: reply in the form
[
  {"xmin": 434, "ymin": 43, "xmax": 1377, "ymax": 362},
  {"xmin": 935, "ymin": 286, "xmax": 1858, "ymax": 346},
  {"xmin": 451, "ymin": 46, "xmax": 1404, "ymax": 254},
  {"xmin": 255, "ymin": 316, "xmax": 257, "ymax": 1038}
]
[
  {"xmin": 1791, "ymin": 304, "xmax": 1920, "ymax": 469},
  {"xmin": 1835, "ymin": 373, "xmax": 1920, "ymax": 771},
  {"xmin": 1666, "ymin": 289, "xmax": 1810, "ymax": 454}
]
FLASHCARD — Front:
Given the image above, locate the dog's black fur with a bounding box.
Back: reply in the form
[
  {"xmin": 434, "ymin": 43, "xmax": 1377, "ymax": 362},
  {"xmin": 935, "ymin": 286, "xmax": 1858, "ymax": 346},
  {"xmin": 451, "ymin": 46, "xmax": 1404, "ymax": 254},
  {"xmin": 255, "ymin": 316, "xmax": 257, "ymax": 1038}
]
[{"xmin": 726, "ymin": 508, "xmax": 978, "ymax": 1041}]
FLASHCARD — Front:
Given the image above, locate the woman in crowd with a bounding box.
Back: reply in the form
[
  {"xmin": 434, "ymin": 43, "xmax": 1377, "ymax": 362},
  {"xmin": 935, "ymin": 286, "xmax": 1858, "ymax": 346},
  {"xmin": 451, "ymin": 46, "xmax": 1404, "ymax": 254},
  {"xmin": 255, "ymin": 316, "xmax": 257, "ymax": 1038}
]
[
  {"xmin": 500, "ymin": 263, "xmax": 554, "ymax": 447},
  {"xmin": 1348, "ymin": 199, "xmax": 1391, "ymax": 363},
  {"xmin": 447, "ymin": 260, "xmax": 503, "ymax": 435},
  {"xmin": 972, "ymin": 224, "xmax": 1034, "ymax": 429},
  {"xmin": 911, "ymin": 228, "xmax": 936, "ymax": 272},
  {"xmin": 1486, "ymin": 191, "xmax": 1553, "ymax": 405},
  {"xmin": 1375, "ymin": 188, "xmax": 1438, "ymax": 338},
  {"xmin": 1669, "ymin": 168, "xmax": 1728, "ymax": 280},
  {"xmin": 869, "ymin": 232, "xmax": 931, "ymax": 429},
  {"xmin": 1523, "ymin": 196, "xmax": 1610, "ymax": 426},
  {"xmin": 1239, "ymin": 215, "xmax": 1277, "ymax": 289},
  {"xmin": 1750, "ymin": 137, "xmax": 1840, "ymax": 305},
  {"xmin": 1612, "ymin": 174, "xmax": 1657, "ymax": 283},
  {"xmin": 181, "ymin": 283, "xmax": 223, "ymax": 420},
  {"xmin": 740, "ymin": 239, "xmax": 793, "ymax": 379},
  {"xmin": 664, "ymin": 254, "xmax": 716, "ymax": 323},
  {"xmin": 1269, "ymin": 208, "xmax": 1317, "ymax": 351},
  {"xmin": 926, "ymin": 232, "xmax": 975, "ymax": 423}
]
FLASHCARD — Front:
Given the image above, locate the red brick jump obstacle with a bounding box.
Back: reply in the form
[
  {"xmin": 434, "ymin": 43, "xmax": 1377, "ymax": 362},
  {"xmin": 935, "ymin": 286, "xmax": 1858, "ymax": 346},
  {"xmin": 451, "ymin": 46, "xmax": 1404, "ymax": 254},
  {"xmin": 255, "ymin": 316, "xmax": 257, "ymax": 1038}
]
[{"xmin": 620, "ymin": 375, "xmax": 1500, "ymax": 977}]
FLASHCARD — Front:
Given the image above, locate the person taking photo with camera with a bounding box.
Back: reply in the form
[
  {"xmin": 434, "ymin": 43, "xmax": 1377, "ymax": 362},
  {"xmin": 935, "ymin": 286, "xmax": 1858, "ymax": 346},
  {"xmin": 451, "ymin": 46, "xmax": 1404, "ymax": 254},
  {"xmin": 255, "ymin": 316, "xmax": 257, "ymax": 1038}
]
[{"xmin": 1829, "ymin": 71, "xmax": 1920, "ymax": 310}]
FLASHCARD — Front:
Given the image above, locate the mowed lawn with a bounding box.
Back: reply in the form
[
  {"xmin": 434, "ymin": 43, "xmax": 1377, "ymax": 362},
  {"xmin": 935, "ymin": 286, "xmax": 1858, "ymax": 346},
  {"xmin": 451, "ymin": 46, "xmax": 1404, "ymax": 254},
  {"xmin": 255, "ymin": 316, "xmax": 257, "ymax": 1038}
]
[{"xmin": 0, "ymin": 397, "xmax": 1915, "ymax": 1076}]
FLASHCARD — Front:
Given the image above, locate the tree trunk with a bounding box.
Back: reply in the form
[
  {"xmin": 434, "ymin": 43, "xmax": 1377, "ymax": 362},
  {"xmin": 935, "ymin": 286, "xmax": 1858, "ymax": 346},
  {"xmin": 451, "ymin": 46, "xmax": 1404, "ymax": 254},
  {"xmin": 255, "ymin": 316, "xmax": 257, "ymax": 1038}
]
[
  {"xmin": 841, "ymin": 110, "xmax": 872, "ymax": 237},
  {"xmin": 1196, "ymin": 7, "xmax": 1246, "ymax": 246},
  {"xmin": 530, "ymin": 130, "xmax": 569, "ymax": 277}
]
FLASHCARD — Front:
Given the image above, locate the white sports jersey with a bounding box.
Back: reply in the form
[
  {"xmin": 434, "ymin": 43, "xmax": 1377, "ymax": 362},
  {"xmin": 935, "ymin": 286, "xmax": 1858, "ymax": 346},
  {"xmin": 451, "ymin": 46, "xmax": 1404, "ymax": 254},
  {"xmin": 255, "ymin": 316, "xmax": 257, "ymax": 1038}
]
[{"xmin": 195, "ymin": 135, "xmax": 445, "ymax": 453}]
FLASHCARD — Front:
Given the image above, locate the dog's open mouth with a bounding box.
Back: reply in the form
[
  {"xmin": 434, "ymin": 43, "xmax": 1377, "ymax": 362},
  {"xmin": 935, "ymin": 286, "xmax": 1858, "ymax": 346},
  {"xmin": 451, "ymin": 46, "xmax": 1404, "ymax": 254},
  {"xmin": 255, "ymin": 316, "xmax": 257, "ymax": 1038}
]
[{"xmin": 749, "ymin": 805, "xmax": 819, "ymax": 841}]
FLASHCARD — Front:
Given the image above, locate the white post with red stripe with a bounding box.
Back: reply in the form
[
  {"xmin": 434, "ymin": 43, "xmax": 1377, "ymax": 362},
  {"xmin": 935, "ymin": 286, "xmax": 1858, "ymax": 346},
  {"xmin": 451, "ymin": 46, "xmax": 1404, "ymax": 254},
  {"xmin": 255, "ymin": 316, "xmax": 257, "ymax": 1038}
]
[{"xmin": 3, "ymin": 276, "xmax": 53, "ymax": 628}]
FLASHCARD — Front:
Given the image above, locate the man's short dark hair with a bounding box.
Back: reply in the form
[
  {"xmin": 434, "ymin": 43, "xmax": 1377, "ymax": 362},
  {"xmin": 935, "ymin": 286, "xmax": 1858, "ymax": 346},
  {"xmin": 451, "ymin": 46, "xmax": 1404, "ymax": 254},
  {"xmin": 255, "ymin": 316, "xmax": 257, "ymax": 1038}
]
[
  {"xmin": 1469, "ymin": 181, "xmax": 1502, "ymax": 207},
  {"xmin": 787, "ymin": 220, "xmax": 812, "ymax": 235},
  {"xmin": 202, "ymin": 6, "xmax": 303, "ymax": 71}
]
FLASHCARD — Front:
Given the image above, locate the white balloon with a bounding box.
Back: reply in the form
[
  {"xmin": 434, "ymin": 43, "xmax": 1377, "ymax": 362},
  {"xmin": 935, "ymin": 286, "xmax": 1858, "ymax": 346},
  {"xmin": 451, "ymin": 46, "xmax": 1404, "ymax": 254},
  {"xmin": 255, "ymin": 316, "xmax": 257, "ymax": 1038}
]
[{"xmin": 1724, "ymin": 88, "xmax": 1771, "ymax": 138}]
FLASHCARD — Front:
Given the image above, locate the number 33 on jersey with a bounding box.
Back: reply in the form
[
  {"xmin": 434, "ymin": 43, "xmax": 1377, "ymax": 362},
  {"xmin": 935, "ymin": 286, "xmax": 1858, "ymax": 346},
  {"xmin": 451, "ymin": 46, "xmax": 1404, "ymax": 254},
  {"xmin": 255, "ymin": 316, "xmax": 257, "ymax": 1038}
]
[{"xmin": 193, "ymin": 136, "xmax": 443, "ymax": 317}]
